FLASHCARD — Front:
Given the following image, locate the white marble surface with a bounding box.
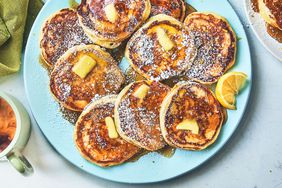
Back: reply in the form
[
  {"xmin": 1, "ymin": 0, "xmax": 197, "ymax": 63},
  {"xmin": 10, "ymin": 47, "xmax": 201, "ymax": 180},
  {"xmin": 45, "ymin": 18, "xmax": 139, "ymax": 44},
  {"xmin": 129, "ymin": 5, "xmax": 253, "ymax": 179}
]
[{"xmin": 1, "ymin": 0, "xmax": 282, "ymax": 187}]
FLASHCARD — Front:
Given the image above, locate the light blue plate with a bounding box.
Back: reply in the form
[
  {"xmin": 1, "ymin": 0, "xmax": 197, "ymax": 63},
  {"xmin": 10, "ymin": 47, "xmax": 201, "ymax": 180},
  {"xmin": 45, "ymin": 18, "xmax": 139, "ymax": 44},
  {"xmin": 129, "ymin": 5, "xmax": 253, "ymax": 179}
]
[{"xmin": 24, "ymin": 0, "xmax": 252, "ymax": 183}]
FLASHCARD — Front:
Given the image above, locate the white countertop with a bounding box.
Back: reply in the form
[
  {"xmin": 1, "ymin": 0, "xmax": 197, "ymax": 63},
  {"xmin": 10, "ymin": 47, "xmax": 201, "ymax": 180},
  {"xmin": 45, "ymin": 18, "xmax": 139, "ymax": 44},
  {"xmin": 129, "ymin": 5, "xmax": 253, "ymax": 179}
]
[{"xmin": 1, "ymin": 0, "xmax": 282, "ymax": 187}]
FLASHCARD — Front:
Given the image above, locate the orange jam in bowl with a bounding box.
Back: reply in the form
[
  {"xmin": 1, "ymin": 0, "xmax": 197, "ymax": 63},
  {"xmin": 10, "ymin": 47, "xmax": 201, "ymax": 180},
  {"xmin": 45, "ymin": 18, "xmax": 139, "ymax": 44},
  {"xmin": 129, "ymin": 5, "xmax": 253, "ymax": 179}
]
[{"xmin": 0, "ymin": 97, "xmax": 17, "ymax": 153}]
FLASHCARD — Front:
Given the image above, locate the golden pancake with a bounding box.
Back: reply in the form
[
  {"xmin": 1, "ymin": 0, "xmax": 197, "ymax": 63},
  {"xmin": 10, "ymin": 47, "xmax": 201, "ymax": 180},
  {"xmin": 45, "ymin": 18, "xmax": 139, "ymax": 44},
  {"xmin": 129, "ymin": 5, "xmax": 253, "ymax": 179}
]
[
  {"xmin": 125, "ymin": 14, "xmax": 197, "ymax": 81},
  {"xmin": 50, "ymin": 45, "xmax": 125, "ymax": 112},
  {"xmin": 77, "ymin": 0, "xmax": 151, "ymax": 45},
  {"xmin": 115, "ymin": 80, "xmax": 170, "ymax": 151},
  {"xmin": 74, "ymin": 95, "xmax": 140, "ymax": 167},
  {"xmin": 79, "ymin": 27, "xmax": 121, "ymax": 49},
  {"xmin": 40, "ymin": 8, "xmax": 92, "ymax": 67},
  {"xmin": 184, "ymin": 12, "xmax": 237, "ymax": 84},
  {"xmin": 150, "ymin": 0, "xmax": 186, "ymax": 21},
  {"xmin": 160, "ymin": 81, "xmax": 224, "ymax": 150}
]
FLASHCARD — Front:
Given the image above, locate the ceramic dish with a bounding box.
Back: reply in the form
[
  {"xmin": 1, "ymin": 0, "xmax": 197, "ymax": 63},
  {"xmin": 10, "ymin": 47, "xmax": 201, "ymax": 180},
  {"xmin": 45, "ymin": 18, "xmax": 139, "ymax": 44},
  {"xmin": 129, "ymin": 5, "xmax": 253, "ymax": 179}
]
[
  {"xmin": 245, "ymin": 0, "xmax": 282, "ymax": 61},
  {"xmin": 24, "ymin": 0, "xmax": 252, "ymax": 183}
]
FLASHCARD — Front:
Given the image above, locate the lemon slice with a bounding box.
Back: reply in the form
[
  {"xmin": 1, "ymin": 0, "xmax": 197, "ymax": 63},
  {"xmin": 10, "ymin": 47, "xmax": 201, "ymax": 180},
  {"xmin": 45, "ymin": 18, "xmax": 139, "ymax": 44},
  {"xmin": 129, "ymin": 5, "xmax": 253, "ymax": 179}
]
[{"xmin": 215, "ymin": 72, "xmax": 247, "ymax": 110}]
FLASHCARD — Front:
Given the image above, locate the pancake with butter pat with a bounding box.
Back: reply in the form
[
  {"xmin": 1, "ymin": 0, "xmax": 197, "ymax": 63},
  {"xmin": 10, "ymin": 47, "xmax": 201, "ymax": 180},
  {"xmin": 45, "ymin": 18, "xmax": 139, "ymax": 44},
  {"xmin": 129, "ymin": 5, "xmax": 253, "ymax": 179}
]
[
  {"xmin": 184, "ymin": 12, "xmax": 237, "ymax": 84},
  {"xmin": 77, "ymin": 3, "xmax": 121, "ymax": 49},
  {"xmin": 74, "ymin": 95, "xmax": 140, "ymax": 167},
  {"xmin": 115, "ymin": 80, "xmax": 170, "ymax": 151},
  {"xmin": 40, "ymin": 8, "xmax": 92, "ymax": 67},
  {"xmin": 259, "ymin": 0, "xmax": 282, "ymax": 30},
  {"xmin": 50, "ymin": 45, "xmax": 125, "ymax": 112},
  {"xmin": 125, "ymin": 14, "xmax": 197, "ymax": 81},
  {"xmin": 150, "ymin": 0, "xmax": 186, "ymax": 21},
  {"xmin": 77, "ymin": 0, "xmax": 151, "ymax": 46},
  {"xmin": 160, "ymin": 81, "xmax": 224, "ymax": 150}
]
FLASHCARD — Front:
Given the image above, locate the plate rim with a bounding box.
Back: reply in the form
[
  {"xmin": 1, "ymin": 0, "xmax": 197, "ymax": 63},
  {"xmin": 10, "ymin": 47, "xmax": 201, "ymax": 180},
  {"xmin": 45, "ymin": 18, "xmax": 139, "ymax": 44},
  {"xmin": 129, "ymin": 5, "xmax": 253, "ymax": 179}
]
[
  {"xmin": 244, "ymin": 0, "xmax": 282, "ymax": 62},
  {"xmin": 23, "ymin": 0, "xmax": 253, "ymax": 183}
]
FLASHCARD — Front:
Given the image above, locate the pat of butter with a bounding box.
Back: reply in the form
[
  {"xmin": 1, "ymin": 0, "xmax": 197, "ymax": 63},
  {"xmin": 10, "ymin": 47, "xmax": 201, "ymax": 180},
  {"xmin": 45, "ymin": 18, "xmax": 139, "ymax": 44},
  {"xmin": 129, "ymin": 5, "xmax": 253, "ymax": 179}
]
[
  {"xmin": 105, "ymin": 116, "xmax": 119, "ymax": 139},
  {"xmin": 133, "ymin": 84, "xmax": 150, "ymax": 99},
  {"xmin": 176, "ymin": 119, "xmax": 199, "ymax": 134},
  {"xmin": 104, "ymin": 4, "xmax": 118, "ymax": 23},
  {"xmin": 72, "ymin": 55, "xmax": 96, "ymax": 79},
  {"xmin": 190, "ymin": 86, "xmax": 207, "ymax": 98},
  {"xmin": 156, "ymin": 27, "xmax": 175, "ymax": 51}
]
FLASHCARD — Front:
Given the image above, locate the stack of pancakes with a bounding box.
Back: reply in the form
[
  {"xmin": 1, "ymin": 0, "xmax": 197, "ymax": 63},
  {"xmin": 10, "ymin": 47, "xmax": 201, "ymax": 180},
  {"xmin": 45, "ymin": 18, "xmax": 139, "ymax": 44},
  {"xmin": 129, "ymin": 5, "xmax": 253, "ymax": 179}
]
[{"xmin": 40, "ymin": 0, "xmax": 237, "ymax": 167}]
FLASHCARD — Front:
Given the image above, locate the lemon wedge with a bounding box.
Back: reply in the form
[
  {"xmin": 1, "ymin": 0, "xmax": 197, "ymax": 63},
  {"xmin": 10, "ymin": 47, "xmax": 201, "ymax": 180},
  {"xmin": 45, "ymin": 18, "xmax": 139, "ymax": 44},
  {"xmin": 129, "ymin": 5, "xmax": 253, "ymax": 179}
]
[{"xmin": 215, "ymin": 72, "xmax": 247, "ymax": 110}]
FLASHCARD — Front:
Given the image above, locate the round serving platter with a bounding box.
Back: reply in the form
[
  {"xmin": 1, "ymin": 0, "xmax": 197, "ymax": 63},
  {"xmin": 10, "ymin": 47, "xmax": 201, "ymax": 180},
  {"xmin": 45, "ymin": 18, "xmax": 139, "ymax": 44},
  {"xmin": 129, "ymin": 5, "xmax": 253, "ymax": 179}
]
[{"xmin": 24, "ymin": 0, "xmax": 252, "ymax": 183}]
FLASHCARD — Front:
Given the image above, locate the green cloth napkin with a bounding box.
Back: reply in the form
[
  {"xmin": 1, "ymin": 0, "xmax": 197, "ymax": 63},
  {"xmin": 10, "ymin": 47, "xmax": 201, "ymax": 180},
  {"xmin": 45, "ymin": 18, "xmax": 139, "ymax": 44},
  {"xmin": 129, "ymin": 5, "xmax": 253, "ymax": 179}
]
[
  {"xmin": 0, "ymin": 16, "xmax": 10, "ymax": 46},
  {"xmin": 0, "ymin": 0, "xmax": 43, "ymax": 76}
]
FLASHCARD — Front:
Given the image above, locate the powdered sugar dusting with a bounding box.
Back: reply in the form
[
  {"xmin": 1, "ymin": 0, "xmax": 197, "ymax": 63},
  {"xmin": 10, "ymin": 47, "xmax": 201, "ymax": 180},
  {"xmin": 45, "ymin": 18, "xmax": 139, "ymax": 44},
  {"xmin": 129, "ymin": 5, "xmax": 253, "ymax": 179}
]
[
  {"xmin": 117, "ymin": 98, "xmax": 141, "ymax": 141},
  {"xmin": 41, "ymin": 9, "xmax": 92, "ymax": 66},
  {"xmin": 150, "ymin": 0, "xmax": 186, "ymax": 21},
  {"xmin": 50, "ymin": 46, "xmax": 125, "ymax": 111},
  {"xmin": 137, "ymin": 35, "xmax": 155, "ymax": 67},
  {"xmin": 78, "ymin": 0, "xmax": 148, "ymax": 42},
  {"xmin": 74, "ymin": 99, "xmax": 140, "ymax": 163},
  {"xmin": 128, "ymin": 22, "xmax": 197, "ymax": 81},
  {"xmin": 59, "ymin": 83, "xmax": 72, "ymax": 101},
  {"xmin": 184, "ymin": 13, "xmax": 236, "ymax": 83},
  {"xmin": 116, "ymin": 81, "xmax": 169, "ymax": 150},
  {"xmin": 59, "ymin": 105, "xmax": 81, "ymax": 125}
]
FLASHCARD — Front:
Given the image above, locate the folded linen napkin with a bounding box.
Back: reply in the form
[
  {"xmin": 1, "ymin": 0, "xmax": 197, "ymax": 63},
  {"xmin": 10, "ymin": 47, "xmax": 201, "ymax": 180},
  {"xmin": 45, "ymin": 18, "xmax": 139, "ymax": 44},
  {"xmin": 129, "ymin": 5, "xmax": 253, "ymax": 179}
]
[
  {"xmin": 0, "ymin": 16, "xmax": 10, "ymax": 46},
  {"xmin": 0, "ymin": 0, "xmax": 43, "ymax": 76}
]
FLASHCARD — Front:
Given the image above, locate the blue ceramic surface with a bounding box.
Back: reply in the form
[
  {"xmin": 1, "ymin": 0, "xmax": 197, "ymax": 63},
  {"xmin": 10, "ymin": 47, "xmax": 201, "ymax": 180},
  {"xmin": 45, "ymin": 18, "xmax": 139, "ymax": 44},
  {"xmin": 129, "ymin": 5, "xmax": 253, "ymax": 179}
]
[{"xmin": 24, "ymin": 0, "xmax": 252, "ymax": 183}]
